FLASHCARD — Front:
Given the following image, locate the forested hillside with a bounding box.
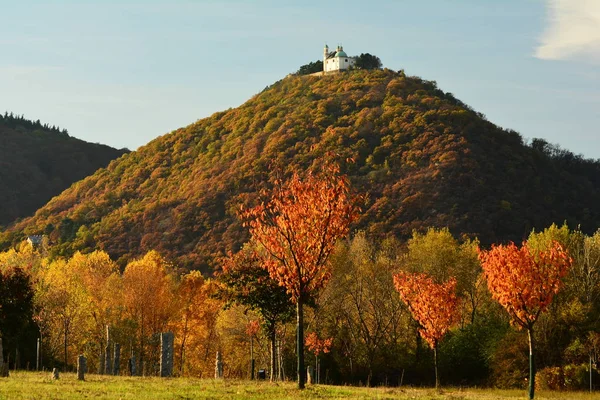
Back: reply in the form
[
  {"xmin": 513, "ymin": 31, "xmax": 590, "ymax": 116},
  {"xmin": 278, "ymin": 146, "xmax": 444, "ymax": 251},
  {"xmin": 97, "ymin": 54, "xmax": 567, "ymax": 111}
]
[
  {"xmin": 2, "ymin": 69, "xmax": 600, "ymax": 270},
  {"xmin": 0, "ymin": 113, "xmax": 128, "ymax": 226}
]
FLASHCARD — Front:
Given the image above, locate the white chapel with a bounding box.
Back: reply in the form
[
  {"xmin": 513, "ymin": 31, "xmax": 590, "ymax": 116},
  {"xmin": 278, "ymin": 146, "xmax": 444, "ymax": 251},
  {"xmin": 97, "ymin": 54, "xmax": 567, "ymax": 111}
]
[{"xmin": 323, "ymin": 44, "xmax": 356, "ymax": 73}]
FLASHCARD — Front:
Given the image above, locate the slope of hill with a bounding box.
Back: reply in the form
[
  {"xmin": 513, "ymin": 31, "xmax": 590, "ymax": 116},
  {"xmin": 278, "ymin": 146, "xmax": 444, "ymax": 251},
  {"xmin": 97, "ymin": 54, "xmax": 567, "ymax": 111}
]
[
  {"xmin": 0, "ymin": 113, "xmax": 128, "ymax": 226},
  {"xmin": 2, "ymin": 70, "xmax": 600, "ymax": 270}
]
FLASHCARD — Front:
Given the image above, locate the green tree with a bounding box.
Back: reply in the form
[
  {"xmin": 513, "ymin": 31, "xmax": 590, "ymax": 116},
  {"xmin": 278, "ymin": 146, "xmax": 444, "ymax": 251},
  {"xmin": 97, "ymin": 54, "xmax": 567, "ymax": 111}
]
[
  {"xmin": 354, "ymin": 53, "xmax": 382, "ymax": 70},
  {"xmin": 320, "ymin": 233, "xmax": 407, "ymax": 385},
  {"xmin": 296, "ymin": 60, "xmax": 323, "ymax": 75},
  {"xmin": 0, "ymin": 266, "xmax": 37, "ymax": 368},
  {"xmin": 217, "ymin": 245, "xmax": 294, "ymax": 381},
  {"xmin": 402, "ymin": 228, "xmax": 482, "ymax": 324}
]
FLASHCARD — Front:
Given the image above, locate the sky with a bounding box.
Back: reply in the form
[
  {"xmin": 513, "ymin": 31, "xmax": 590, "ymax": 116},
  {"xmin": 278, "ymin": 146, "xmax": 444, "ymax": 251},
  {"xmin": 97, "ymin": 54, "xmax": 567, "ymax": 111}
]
[{"xmin": 1, "ymin": 0, "xmax": 599, "ymax": 158}]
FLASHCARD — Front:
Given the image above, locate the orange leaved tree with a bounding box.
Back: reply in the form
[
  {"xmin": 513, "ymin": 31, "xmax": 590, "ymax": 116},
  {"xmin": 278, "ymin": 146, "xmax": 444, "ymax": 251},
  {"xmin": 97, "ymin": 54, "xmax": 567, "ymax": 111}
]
[
  {"xmin": 479, "ymin": 241, "xmax": 571, "ymax": 400},
  {"xmin": 241, "ymin": 162, "xmax": 360, "ymax": 389},
  {"xmin": 246, "ymin": 320, "xmax": 260, "ymax": 380},
  {"xmin": 306, "ymin": 332, "xmax": 333, "ymax": 384},
  {"xmin": 393, "ymin": 271, "xmax": 458, "ymax": 388}
]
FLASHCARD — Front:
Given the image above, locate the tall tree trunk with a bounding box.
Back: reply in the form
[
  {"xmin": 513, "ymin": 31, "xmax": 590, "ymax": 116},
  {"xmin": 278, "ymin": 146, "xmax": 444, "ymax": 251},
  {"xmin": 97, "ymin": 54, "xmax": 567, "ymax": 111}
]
[
  {"xmin": 297, "ymin": 300, "xmax": 305, "ymax": 389},
  {"xmin": 434, "ymin": 341, "xmax": 439, "ymax": 389},
  {"xmin": 63, "ymin": 322, "xmax": 68, "ymax": 372},
  {"xmin": 250, "ymin": 336, "xmax": 255, "ymax": 380},
  {"xmin": 528, "ymin": 327, "xmax": 536, "ymax": 400},
  {"xmin": 180, "ymin": 315, "xmax": 189, "ymax": 375},
  {"xmin": 270, "ymin": 327, "xmax": 276, "ymax": 382},
  {"xmin": 278, "ymin": 338, "xmax": 285, "ymax": 381},
  {"xmin": 139, "ymin": 312, "xmax": 144, "ymax": 376}
]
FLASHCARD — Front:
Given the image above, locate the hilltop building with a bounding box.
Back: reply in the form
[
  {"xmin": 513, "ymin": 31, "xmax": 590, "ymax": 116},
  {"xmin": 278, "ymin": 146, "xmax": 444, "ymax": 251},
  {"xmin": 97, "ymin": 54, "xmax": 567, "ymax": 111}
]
[
  {"xmin": 27, "ymin": 235, "xmax": 43, "ymax": 247},
  {"xmin": 26, "ymin": 234, "xmax": 46, "ymax": 250},
  {"xmin": 324, "ymin": 45, "xmax": 356, "ymax": 73}
]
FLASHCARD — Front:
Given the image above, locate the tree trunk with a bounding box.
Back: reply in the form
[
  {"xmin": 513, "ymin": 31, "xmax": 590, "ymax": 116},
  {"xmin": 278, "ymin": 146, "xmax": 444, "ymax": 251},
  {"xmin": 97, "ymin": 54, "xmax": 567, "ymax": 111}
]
[
  {"xmin": 296, "ymin": 300, "xmax": 305, "ymax": 389},
  {"xmin": 139, "ymin": 313, "xmax": 144, "ymax": 376},
  {"xmin": 250, "ymin": 336, "xmax": 255, "ymax": 380},
  {"xmin": 277, "ymin": 338, "xmax": 285, "ymax": 381},
  {"xmin": 528, "ymin": 328, "xmax": 536, "ymax": 400},
  {"xmin": 63, "ymin": 322, "xmax": 68, "ymax": 372},
  {"xmin": 179, "ymin": 319, "xmax": 188, "ymax": 375},
  {"xmin": 270, "ymin": 328, "xmax": 276, "ymax": 381},
  {"xmin": 434, "ymin": 341, "xmax": 439, "ymax": 389}
]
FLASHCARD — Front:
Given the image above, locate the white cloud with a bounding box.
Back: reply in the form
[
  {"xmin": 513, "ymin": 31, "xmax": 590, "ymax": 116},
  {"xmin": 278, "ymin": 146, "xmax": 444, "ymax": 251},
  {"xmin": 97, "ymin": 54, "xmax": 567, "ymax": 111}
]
[{"xmin": 535, "ymin": 0, "xmax": 600, "ymax": 62}]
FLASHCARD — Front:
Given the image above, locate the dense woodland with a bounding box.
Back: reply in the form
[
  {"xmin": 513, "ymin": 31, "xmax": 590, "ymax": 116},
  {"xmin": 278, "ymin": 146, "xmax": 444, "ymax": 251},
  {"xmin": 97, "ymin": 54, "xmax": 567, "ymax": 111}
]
[
  {"xmin": 1, "ymin": 223, "xmax": 600, "ymax": 391},
  {"xmin": 2, "ymin": 69, "xmax": 600, "ymax": 273},
  {"xmin": 0, "ymin": 112, "xmax": 128, "ymax": 226}
]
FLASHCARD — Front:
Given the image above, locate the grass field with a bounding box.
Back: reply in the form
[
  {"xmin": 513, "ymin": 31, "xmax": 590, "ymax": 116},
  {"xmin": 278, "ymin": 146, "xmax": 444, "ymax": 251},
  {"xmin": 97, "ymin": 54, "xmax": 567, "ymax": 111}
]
[{"xmin": 2, "ymin": 371, "xmax": 600, "ymax": 399}]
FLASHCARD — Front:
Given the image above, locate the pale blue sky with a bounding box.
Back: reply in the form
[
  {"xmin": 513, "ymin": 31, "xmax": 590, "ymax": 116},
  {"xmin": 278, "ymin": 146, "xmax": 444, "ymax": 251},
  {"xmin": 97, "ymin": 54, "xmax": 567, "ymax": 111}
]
[{"xmin": 1, "ymin": 0, "xmax": 599, "ymax": 158}]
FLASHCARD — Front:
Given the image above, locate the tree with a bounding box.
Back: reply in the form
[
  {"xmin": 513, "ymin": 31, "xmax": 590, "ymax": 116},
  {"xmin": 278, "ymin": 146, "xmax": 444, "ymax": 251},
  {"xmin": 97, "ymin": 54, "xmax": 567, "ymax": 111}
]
[
  {"xmin": 354, "ymin": 53, "xmax": 382, "ymax": 70},
  {"xmin": 246, "ymin": 320, "xmax": 260, "ymax": 379},
  {"xmin": 305, "ymin": 331, "xmax": 332, "ymax": 384},
  {"xmin": 122, "ymin": 251, "xmax": 176, "ymax": 374},
  {"xmin": 296, "ymin": 60, "xmax": 323, "ymax": 75},
  {"xmin": 393, "ymin": 271, "xmax": 458, "ymax": 388},
  {"xmin": 36, "ymin": 258, "xmax": 89, "ymax": 370},
  {"xmin": 0, "ymin": 267, "xmax": 37, "ymax": 368},
  {"xmin": 320, "ymin": 233, "xmax": 407, "ymax": 385},
  {"xmin": 68, "ymin": 251, "xmax": 123, "ymax": 370},
  {"xmin": 402, "ymin": 228, "xmax": 482, "ymax": 325},
  {"xmin": 241, "ymin": 161, "xmax": 360, "ymax": 389},
  {"xmin": 217, "ymin": 246, "xmax": 294, "ymax": 381},
  {"xmin": 173, "ymin": 271, "xmax": 220, "ymax": 377},
  {"xmin": 479, "ymin": 241, "xmax": 571, "ymax": 399}
]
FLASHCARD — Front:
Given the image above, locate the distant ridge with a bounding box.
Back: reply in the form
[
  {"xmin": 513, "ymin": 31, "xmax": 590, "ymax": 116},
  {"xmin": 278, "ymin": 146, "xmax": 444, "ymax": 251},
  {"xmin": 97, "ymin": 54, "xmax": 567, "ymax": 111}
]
[
  {"xmin": 3, "ymin": 69, "xmax": 600, "ymax": 271},
  {"xmin": 0, "ymin": 112, "xmax": 128, "ymax": 226}
]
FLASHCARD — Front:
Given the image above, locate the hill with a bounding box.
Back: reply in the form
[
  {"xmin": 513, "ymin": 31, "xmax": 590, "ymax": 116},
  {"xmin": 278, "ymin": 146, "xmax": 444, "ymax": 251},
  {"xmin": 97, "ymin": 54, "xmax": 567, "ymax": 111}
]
[
  {"xmin": 0, "ymin": 113, "xmax": 128, "ymax": 226},
  {"xmin": 2, "ymin": 69, "xmax": 600, "ymax": 270}
]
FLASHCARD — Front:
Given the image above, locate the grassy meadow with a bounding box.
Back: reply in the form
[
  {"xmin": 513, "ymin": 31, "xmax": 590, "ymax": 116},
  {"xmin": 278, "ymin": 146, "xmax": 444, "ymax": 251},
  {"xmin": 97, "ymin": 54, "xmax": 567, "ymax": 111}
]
[{"xmin": 1, "ymin": 372, "xmax": 600, "ymax": 399}]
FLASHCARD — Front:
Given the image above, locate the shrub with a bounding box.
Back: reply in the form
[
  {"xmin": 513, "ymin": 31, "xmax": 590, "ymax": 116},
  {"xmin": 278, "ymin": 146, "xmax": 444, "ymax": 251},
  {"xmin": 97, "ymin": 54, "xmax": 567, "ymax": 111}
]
[
  {"xmin": 536, "ymin": 364, "xmax": 589, "ymax": 391},
  {"xmin": 536, "ymin": 367, "xmax": 564, "ymax": 390}
]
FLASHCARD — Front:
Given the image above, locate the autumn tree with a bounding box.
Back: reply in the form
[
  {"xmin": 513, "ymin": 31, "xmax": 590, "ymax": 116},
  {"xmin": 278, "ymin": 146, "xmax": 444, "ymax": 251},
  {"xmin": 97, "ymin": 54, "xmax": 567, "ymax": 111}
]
[
  {"xmin": 122, "ymin": 251, "xmax": 177, "ymax": 374},
  {"xmin": 68, "ymin": 251, "xmax": 123, "ymax": 370},
  {"xmin": 246, "ymin": 320, "xmax": 260, "ymax": 379},
  {"xmin": 36, "ymin": 258, "xmax": 89, "ymax": 370},
  {"xmin": 320, "ymin": 233, "xmax": 407, "ymax": 385},
  {"xmin": 402, "ymin": 228, "xmax": 482, "ymax": 325},
  {"xmin": 479, "ymin": 241, "xmax": 571, "ymax": 400},
  {"xmin": 305, "ymin": 331, "xmax": 332, "ymax": 384},
  {"xmin": 173, "ymin": 271, "xmax": 220, "ymax": 377},
  {"xmin": 393, "ymin": 271, "xmax": 459, "ymax": 388},
  {"xmin": 217, "ymin": 246, "xmax": 294, "ymax": 381},
  {"xmin": 241, "ymin": 161, "xmax": 360, "ymax": 389}
]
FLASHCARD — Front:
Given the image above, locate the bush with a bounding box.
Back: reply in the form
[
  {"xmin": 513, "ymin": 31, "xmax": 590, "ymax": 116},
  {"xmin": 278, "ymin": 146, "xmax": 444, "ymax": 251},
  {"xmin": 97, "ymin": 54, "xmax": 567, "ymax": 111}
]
[
  {"xmin": 564, "ymin": 364, "xmax": 588, "ymax": 390},
  {"xmin": 536, "ymin": 364, "xmax": 590, "ymax": 391},
  {"xmin": 489, "ymin": 331, "xmax": 528, "ymax": 388},
  {"xmin": 536, "ymin": 367, "xmax": 564, "ymax": 390},
  {"xmin": 296, "ymin": 61, "xmax": 323, "ymax": 75}
]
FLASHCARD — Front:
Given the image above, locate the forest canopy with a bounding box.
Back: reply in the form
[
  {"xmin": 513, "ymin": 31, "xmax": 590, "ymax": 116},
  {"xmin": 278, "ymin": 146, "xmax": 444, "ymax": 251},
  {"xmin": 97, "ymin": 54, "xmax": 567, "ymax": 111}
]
[
  {"xmin": 0, "ymin": 112, "xmax": 128, "ymax": 227},
  {"xmin": 2, "ymin": 69, "xmax": 599, "ymax": 272}
]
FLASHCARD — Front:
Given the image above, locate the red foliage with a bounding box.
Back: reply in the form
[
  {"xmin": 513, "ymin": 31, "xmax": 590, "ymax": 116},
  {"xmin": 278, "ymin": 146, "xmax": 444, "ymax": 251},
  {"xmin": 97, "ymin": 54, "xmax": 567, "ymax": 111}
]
[
  {"xmin": 305, "ymin": 332, "xmax": 333, "ymax": 356},
  {"xmin": 478, "ymin": 241, "xmax": 571, "ymax": 329},
  {"xmin": 246, "ymin": 319, "xmax": 260, "ymax": 337},
  {"xmin": 393, "ymin": 271, "xmax": 459, "ymax": 348},
  {"xmin": 241, "ymin": 161, "xmax": 360, "ymax": 302}
]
